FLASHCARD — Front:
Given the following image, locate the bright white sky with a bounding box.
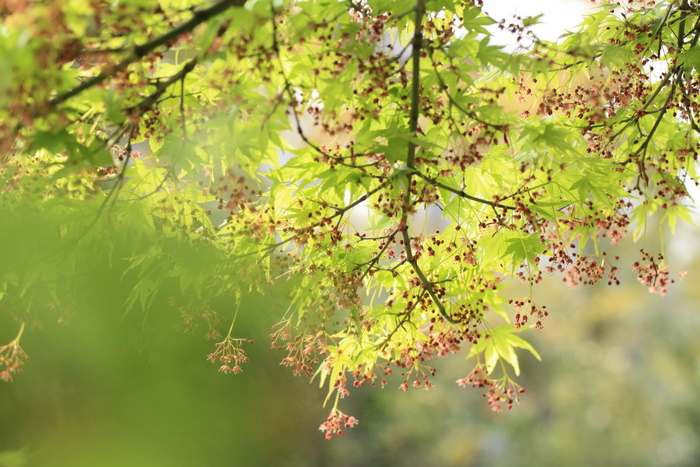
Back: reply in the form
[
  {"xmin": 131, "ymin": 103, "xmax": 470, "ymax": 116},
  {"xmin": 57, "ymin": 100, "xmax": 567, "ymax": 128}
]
[
  {"xmin": 483, "ymin": 0, "xmax": 593, "ymax": 45},
  {"xmin": 483, "ymin": 0, "xmax": 700, "ymax": 262},
  {"xmin": 345, "ymin": 1, "xmax": 598, "ymax": 234}
]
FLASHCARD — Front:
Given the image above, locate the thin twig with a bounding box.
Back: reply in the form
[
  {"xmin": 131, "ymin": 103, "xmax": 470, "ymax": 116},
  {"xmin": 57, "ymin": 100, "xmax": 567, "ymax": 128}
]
[
  {"xmin": 41, "ymin": 0, "xmax": 245, "ymax": 115},
  {"xmin": 415, "ymin": 171, "xmax": 515, "ymax": 210}
]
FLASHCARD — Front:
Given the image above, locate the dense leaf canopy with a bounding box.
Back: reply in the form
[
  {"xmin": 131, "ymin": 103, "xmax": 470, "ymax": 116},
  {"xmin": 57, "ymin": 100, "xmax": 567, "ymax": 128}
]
[{"xmin": 0, "ymin": 0, "xmax": 696, "ymax": 436}]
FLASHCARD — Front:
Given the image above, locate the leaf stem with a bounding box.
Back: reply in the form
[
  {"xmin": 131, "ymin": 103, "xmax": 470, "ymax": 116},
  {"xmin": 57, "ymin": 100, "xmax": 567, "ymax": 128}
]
[{"xmin": 14, "ymin": 322, "xmax": 25, "ymax": 345}]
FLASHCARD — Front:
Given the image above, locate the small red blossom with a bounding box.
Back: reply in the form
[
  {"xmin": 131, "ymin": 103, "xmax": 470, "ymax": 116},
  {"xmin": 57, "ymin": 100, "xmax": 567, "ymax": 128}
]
[
  {"xmin": 207, "ymin": 337, "xmax": 253, "ymax": 374},
  {"xmin": 319, "ymin": 409, "xmax": 358, "ymax": 440},
  {"xmin": 632, "ymin": 250, "xmax": 682, "ymax": 296},
  {"xmin": 0, "ymin": 333, "xmax": 29, "ymax": 383},
  {"xmin": 457, "ymin": 365, "xmax": 524, "ymax": 412}
]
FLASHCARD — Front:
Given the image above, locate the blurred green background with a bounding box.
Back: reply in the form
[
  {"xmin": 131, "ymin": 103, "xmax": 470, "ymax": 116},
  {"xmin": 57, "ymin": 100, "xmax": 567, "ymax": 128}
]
[
  {"xmin": 2, "ymin": 0, "xmax": 699, "ymax": 460},
  {"xmin": 0, "ymin": 219, "xmax": 698, "ymax": 467}
]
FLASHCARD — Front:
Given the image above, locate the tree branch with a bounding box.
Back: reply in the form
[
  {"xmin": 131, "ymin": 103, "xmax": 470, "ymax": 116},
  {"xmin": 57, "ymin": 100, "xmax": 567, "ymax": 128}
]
[
  {"xmin": 401, "ymin": 228, "xmax": 456, "ymax": 323},
  {"xmin": 394, "ymin": 0, "xmax": 455, "ymax": 324},
  {"xmin": 414, "ymin": 171, "xmax": 515, "ymax": 210},
  {"xmin": 406, "ymin": 0, "xmax": 424, "ymax": 170},
  {"xmin": 124, "ymin": 55, "xmax": 200, "ymax": 114},
  {"xmin": 356, "ymin": 228, "xmax": 400, "ymax": 283},
  {"xmin": 39, "ymin": 0, "xmax": 246, "ymax": 115}
]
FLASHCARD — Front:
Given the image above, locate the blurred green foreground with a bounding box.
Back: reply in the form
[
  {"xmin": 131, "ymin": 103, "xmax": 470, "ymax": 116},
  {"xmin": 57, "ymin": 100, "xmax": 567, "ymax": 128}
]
[{"xmin": 0, "ymin": 209, "xmax": 698, "ymax": 467}]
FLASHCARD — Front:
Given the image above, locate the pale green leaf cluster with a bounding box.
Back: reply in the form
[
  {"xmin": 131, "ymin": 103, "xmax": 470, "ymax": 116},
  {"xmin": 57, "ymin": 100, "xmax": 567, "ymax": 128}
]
[{"xmin": 0, "ymin": 0, "xmax": 696, "ymax": 422}]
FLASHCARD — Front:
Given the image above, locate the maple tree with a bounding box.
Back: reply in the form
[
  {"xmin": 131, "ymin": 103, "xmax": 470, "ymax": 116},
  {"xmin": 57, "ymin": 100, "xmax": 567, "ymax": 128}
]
[{"xmin": 0, "ymin": 0, "xmax": 697, "ymax": 438}]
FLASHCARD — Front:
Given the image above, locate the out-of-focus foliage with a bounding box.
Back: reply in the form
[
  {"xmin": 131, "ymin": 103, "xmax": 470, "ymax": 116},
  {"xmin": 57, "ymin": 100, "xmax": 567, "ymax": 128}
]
[
  {"xmin": 0, "ymin": 284, "xmax": 333, "ymax": 467},
  {"xmin": 0, "ymin": 0, "xmax": 698, "ymax": 441},
  {"xmin": 0, "ymin": 228, "xmax": 697, "ymax": 466},
  {"xmin": 322, "ymin": 227, "xmax": 700, "ymax": 466}
]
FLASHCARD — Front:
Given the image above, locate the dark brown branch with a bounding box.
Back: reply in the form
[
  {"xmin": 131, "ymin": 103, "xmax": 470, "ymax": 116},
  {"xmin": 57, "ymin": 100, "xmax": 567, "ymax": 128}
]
[
  {"xmin": 229, "ymin": 179, "xmax": 391, "ymax": 258},
  {"xmin": 394, "ymin": 0, "xmax": 454, "ymax": 324},
  {"xmin": 415, "ymin": 171, "xmax": 515, "ymax": 210},
  {"xmin": 401, "ymin": 228, "xmax": 456, "ymax": 323},
  {"xmin": 357, "ymin": 228, "xmax": 400, "ymax": 282},
  {"xmin": 328, "ymin": 180, "xmax": 390, "ymax": 216},
  {"xmin": 126, "ymin": 56, "xmax": 201, "ymax": 116},
  {"xmin": 41, "ymin": 0, "xmax": 245, "ymax": 115},
  {"xmin": 406, "ymin": 0, "xmax": 424, "ymax": 170},
  {"xmin": 630, "ymin": 75, "xmax": 678, "ymax": 164},
  {"xmin": 431, "ymin": 56, "xmax": 498, "ymax": 129},
  {"xmin": 376, "ymin": 304, "xmax": 417, "ymax": 351},
  {"xmin": 610, "ymin": 68, "xmax": 675, "ymax": 142}
]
